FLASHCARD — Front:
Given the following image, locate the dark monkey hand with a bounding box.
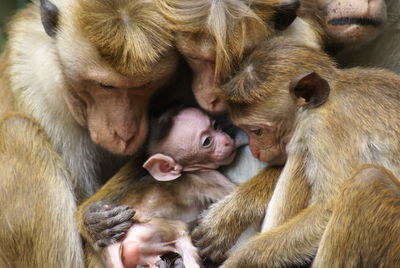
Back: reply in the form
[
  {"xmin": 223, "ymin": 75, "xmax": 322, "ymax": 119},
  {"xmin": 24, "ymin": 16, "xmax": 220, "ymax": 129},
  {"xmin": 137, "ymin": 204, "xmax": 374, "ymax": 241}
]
[{"xmin": 84, "ymin": 201, "xmax": 135, "ymax": 247}]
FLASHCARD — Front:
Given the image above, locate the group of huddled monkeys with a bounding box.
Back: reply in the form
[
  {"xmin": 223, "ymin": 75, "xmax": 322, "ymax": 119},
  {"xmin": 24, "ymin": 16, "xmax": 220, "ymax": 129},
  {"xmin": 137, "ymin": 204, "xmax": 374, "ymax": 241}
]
[{"xmin": 0, "ymin": 0, "xmax": 399, "ymax": 267}]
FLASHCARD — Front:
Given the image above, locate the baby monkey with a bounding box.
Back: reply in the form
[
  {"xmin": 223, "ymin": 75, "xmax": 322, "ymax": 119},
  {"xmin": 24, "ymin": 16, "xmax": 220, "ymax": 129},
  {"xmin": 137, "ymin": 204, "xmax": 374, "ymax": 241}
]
[{"xmin": 105, "ymin": 107, "xmax": 243, "ymax": 268}]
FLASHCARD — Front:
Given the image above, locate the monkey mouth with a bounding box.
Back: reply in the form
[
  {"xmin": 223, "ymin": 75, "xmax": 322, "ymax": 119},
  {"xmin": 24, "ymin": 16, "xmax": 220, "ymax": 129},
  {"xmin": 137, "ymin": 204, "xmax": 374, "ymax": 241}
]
[{"xmin": 328, "ymin": 17, "xmax": 382, "ymax": 27}]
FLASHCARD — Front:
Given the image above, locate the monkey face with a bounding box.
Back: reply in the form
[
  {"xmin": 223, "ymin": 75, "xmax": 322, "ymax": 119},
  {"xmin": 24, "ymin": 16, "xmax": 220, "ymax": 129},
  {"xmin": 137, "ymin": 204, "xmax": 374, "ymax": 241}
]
[
  {"xmin": 161, "ymin": 108, "xmax": 237, "ymax": 169},
  {"xmin": 317, "ymin": 0, "xmax": 387, "ymax": 47},
  {"xmin": 56, "ymin": 36, "xmax": 178, "ymax": 155},
  {"xmin": 236, "ymin": 123, "xmax": 287, "ymax": 166},
  {"xmin": 176, "ymin": 33, "xmax": 228, "ymax": 113}
]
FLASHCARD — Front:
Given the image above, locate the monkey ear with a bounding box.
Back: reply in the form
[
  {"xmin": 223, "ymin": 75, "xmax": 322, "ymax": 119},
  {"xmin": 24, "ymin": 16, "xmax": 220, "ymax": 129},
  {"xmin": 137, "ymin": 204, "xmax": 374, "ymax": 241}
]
[
  {"xmin": 143, "ymin": 154, "xmax": 183, "ymax": 181},
  {"xmin": 289, "ymin": 72, "xmax": 330, "ymax": 109},
  {"xmin": 273, "ymin": 0, "xmax": 300, "ymax": 30},
  {"xmin": 40, "ymin": 0, "xmax": 59, "ymax": 37}
]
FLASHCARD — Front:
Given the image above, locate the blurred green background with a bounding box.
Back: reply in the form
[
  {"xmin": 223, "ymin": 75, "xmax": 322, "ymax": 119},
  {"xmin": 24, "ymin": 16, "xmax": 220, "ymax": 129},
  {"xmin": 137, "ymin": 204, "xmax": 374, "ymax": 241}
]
[{"xmin": 0, "ymin": 0, "xmax": 29, "ymax": 51}]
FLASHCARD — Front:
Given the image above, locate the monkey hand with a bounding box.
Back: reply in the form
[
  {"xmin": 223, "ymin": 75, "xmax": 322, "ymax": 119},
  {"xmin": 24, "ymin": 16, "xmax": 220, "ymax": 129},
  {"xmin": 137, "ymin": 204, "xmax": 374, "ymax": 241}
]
[
  {"xmin": 84, "ymin": 201, "xmax": 135, "ymax": 248},
  {"xmin": 219, "ymin": 239, "xmax": 260, "ymax": 268},
  {"xmin": 192, "ymin": 198, "xmax": 241, "ymax": 263}
]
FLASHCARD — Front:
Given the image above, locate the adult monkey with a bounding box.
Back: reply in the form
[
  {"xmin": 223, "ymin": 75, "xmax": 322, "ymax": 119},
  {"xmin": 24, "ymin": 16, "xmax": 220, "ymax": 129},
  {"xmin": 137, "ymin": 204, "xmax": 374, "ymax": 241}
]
[
  {"xmin": 318, "ymin": 0, "xmax": 400, "ymax": 72},
  {"xmin": 0, "ymin": 0, "xmax": 182, "ymax": 266},
  {"xmin": 155, "ymin": 0, "xmax": 323, "ymax": 113}
]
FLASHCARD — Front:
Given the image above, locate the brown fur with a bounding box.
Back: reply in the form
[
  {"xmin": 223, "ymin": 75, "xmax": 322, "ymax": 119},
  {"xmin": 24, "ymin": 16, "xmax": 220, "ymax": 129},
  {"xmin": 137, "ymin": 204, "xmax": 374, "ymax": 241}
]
[
  {"xmin": 157, "ymin": 0, "xmax": 324, "ymax": 84},
  {"xmin": 156, "ymin": 0, "xmax": 273, "ymax": 83},
  {"xmin": 77, "ymin": 157, "xmax": 235, "ymax": 267},
  {"xmin": 76, "ymin": 0, "xmax": 174, "ymax": 76},
  {"xmin": 193, "ymin": 37, "xmax": 400, "ymax": 267},
  {"xmin": 0, "ymin": 0, "xmax": 181, "ymax": 266}
]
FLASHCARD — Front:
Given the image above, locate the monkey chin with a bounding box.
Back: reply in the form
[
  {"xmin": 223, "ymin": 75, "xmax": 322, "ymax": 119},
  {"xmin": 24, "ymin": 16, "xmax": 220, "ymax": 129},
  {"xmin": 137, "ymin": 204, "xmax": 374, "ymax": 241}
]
[
  {"xmin": 219, "ymin": 149, "xmax": 238, "ymax": 167},
  {"xmin": 325, "ymin": 21, "xmax": 384, "ymax": 47}
]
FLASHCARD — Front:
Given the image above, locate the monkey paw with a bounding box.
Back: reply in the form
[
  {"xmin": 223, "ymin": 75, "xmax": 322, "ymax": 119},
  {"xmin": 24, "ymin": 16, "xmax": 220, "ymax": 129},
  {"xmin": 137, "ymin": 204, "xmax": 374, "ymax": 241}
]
[
  {"xmin": 84, "ymin": 201, "xmax": 135, "ymax": 247},
  {"xmin": 192, "ymin": 211, "xmax": 232, "ymax": 263}
]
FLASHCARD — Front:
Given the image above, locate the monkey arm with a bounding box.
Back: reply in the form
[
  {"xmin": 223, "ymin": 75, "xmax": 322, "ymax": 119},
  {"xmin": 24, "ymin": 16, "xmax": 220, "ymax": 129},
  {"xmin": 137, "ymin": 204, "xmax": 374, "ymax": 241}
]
[
  {"xmin": 221, "ymin": 204, "xmax": 331, "ymax": 268},
  {"xmin": 76, "ymin": 157, "xmax": 145, "ymax": 248},
  {"xmin": 0, "ymin": 114, "xmax": 86, "ymax": 267},
  {"xmin": 192, "ymin": 166, "xmax": 281, "ymax": 262}
]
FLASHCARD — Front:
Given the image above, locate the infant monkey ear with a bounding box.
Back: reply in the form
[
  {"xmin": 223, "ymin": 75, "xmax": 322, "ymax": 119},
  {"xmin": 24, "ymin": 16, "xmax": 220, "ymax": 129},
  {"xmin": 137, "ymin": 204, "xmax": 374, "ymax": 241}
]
[{"xmin": 143, "ymin": 154, "xmax": 183, "ymax": 181}]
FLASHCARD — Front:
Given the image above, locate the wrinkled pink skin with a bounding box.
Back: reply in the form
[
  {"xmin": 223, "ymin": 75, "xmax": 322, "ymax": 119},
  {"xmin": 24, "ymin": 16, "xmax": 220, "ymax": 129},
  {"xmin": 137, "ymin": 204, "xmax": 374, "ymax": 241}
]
[
  {"xmin": 105, "ymin": 221, "xmax": 197, "ymax": 268},
  {"xmin": 155, "ymin": 108, "xmax": 238, "ymax": 170},
  {"xmin": 105, "ymin": 108, "xmax": 242, "ymax": 268}
]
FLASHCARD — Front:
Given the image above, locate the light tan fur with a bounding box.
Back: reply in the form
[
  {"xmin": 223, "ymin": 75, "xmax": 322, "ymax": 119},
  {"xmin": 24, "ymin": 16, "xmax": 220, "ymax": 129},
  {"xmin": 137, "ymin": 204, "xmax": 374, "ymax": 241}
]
[
  {"xmin": 194, "ymin": 37, "xmax": 400, "ymax": 267},
  {"xmin": 0, "ymin": 0, "xmax": 178, "ymax": 266}
]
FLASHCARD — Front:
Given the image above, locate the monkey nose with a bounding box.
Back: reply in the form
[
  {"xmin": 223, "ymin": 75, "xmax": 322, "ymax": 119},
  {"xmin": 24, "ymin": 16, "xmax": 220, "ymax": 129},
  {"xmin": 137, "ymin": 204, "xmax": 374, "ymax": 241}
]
[{"xmin": 114, "ymin": 130, "xmax": 135, "ymax": 144}]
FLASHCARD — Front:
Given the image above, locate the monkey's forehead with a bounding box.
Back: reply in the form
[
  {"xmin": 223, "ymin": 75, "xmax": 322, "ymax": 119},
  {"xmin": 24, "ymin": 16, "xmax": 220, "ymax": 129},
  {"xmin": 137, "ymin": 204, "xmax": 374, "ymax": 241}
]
[{"xmin": 73, "ymin": 0, "xmax": 174, "ymax": 76}]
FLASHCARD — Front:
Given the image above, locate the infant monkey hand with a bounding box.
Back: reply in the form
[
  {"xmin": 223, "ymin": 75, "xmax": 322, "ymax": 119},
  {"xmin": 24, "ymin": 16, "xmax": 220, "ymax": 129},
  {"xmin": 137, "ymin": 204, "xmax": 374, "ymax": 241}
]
[{"xmin": 84, "ymin": 201, "xmax": 135, "ymax": 247}]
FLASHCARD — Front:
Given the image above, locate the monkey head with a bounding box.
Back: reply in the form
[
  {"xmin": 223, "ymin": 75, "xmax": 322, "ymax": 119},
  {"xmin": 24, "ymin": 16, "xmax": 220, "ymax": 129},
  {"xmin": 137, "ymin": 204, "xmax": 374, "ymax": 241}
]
[
  {"xmin": 39, "ymin": 0, "xmax": 178, "ymax": 155},
  {"xmin": 317, "ymin": 0, "xmax": 387, "ymax": 47},
  {"xmin": 143, "ymin": 107, "xmax": 238, "ymax": 181},
  {"xmin": 221, "ymin": 38, "xmax": 335, "ymax": 165},
  {"xmin": 156, "ymin": 0, "xmax": 300, "ymax": 113}
]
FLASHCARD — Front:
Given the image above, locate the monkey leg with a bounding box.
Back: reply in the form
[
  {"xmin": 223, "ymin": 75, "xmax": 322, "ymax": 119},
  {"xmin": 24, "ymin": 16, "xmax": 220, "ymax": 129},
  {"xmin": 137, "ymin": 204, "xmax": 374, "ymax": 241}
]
[
  {"xmin": 192, "ymin": 167, "xmax": 281, "ymax": 263},
  {"xmin": 0, "ymin": 114, "xmax": 84, "ymax": 268},
  {"xmin": 312, "ymin": 164, "xmax": 400, "ymax": 268}
]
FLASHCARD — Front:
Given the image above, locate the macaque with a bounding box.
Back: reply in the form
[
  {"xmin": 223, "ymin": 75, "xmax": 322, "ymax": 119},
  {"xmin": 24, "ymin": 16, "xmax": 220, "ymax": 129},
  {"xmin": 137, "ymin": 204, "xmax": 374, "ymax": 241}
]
[
  {"xmin": 318, "ymin": 0, "xmax": 400, "ymax": 73},
  {"xmin": 193, "ymin": 37, "xmax": 400, "ymax": 267},
  {"xmin": 155, "ymin": 0, "xmax": 323, "ymax": 113},
  {"xmin": 0, "ymin": 0, "xmax": 184, "ymax": 266},
  {"xmin": 79, "ymin": 107, "xmax": 242, "ymax": 267}
]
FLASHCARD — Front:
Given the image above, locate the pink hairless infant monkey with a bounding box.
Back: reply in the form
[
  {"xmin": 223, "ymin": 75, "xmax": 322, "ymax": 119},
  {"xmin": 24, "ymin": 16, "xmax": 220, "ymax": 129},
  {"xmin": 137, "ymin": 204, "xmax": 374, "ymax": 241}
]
[{"xmin": 104, "ymin": 107, "xmax": 247, "ymax": 268}]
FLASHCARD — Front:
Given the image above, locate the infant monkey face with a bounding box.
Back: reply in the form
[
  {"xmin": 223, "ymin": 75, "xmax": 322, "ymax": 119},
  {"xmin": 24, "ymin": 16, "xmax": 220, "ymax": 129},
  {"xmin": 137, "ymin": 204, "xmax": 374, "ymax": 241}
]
[{"xmin": 172, "ymin": 108, "xmax": 237, "ymax": 168}]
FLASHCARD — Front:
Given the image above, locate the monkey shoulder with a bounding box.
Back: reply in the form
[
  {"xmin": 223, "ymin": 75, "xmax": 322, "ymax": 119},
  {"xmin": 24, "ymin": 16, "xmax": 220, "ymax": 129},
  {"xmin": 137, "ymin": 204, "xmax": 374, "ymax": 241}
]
[{"xmin": 0, "ymin": 113, "xmax": 53, "ymax": 156}]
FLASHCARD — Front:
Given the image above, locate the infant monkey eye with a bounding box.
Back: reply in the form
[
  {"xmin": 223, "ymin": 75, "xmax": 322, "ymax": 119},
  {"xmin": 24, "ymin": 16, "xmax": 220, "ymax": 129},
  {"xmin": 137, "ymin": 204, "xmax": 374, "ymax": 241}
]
[{"xmin": 202, "ymin": 136, "xmax": 213, "ymax": 147}]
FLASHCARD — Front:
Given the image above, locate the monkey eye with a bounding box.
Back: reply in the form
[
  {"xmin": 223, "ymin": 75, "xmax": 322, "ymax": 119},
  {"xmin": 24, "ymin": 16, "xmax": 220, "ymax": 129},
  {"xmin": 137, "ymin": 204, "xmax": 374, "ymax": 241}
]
[
  {"xmin": 202, "ymin": 136, "xmax": 213, "ymax": 148},
  {"xmin": 249, "ymin": 127, "xmax": 262, "ymax": 136},
  {"xmin": 97, "ymin": 82, "xmax": 116, "ymax": 90}
]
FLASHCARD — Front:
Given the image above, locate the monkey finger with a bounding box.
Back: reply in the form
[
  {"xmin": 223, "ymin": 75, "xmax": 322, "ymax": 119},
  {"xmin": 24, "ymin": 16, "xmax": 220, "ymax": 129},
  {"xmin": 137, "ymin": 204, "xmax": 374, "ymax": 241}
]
[
  {"xmin": 200, "ymin": 244, "xmax": 225, "ymax": 263},
  {"xmin": 207, "ymin": 248, "xmax": 226, "ymax": 263},
  {"xmin": 86, "ymin": 206, "xmax": 135, "ymax": 225},
  {"xmin": 101, "ymin": 219, "xmax": 133, "ymax": 237},
  {"xmin": 102, "ymin": 209, "xmax": 136, "ymax": 228},
  {"xmin": 94, "ymin": 231, "xmax": 127, "ymax": 247},
  {"xmin": 191, "ymin": 227, "xmax": 205, "ymax": 242}
]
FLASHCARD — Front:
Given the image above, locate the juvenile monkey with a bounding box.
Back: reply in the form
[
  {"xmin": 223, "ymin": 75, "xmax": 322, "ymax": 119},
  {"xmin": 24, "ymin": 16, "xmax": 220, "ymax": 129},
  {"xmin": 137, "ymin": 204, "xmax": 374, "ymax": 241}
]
[
  {"xmin": 193, "ymin": 37, "xmax": 400, "ymax": 267},
  {"xmin": 84, "ymin": 107, "xmax": 242, "ymax": 268}
]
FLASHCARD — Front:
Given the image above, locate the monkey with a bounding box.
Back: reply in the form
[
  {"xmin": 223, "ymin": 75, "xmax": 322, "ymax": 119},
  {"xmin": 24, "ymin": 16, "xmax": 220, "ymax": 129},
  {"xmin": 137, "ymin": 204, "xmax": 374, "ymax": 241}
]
[
  {"xmin": 155, "ymin": 0, "xmax": 324, "ymax": 113},
  {"xmin": 78, "ymin": 107, "xmax": 244, "ymax": 267},
  {"xmin": 0, "ymin": 0, "xmax": 188, "ymax": 266},
  {"xmin": 192, "ymin": 37, "xmax": 400, "ymax": 267},
  {"xmin": 105, "ymin": 218, "xmax": 197, "ymax": 268},
  {"xmin": 153, "ymin": 0, "xmax": 325, "ymax": 204},
  {"xmin": 317, "ymin": 0, "xmax": 400, "ymax": 73}
]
